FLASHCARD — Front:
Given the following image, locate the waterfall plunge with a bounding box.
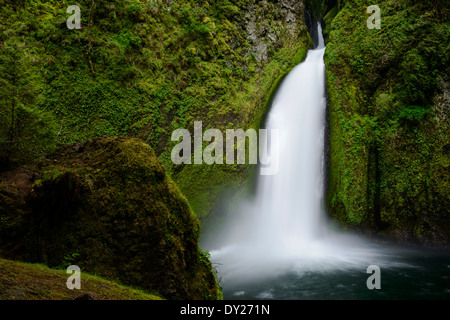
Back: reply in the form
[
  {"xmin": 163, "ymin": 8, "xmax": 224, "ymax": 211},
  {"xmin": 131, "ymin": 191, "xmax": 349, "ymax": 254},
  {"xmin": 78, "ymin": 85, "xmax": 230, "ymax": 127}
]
[{"xmin": 209, "ymin": 23, "xmax": 383, "ymax": 285}]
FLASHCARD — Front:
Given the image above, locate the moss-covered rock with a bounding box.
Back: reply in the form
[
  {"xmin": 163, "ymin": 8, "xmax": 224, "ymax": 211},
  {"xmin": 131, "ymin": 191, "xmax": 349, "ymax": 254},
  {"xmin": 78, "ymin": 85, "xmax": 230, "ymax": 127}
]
[
  {"xmin": 0, "ymin": 136, "xmax": 220, "ymax": 299},
  {"xmin": 322, "ymin": 0, "xmax": 450, "ymax": 246},
  {"xmin": 0, "ymin": 0, "xmax": 312, "ymax": 225},
  {"xmin": 165, "ymin": 0, "xmax": 312, "ymax": 221}
]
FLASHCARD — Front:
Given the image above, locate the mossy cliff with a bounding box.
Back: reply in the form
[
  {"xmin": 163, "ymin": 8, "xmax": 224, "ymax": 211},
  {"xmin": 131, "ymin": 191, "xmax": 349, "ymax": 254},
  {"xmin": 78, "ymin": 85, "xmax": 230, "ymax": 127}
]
[
  {"xmin": 169, "ymin": 0, "xmax": 312, "ymax": 222},
  {"xmin": 0, "ymin": 0, "xmax": 314, "ymax": 300},
  {"xmin": 321, "ymin": 0, "xmax": 449, "ymax": 245},
  {"xmin": 0, "ymin": 0, "xmax": 312, "ymax": 222},
  {"xmin": 0, "ymin": 136, "xmax": 220, "ymax": 299}
]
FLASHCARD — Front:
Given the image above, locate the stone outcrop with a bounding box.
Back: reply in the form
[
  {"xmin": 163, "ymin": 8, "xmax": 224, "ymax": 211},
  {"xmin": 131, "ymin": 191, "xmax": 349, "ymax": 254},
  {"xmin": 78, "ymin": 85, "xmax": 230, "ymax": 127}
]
[{"xmin": 0, "ymin": 136, "xmax": 220, "ymax": 299}]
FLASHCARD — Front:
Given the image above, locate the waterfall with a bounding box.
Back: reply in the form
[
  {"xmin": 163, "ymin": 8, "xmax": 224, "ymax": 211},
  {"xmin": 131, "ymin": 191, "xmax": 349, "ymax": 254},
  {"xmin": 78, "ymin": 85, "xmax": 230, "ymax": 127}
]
[
  {"xmin": 208, "ymin": 23, "xmax": 382, "ymax": 286},
  {"xmin": 249, "ymin": 22, "xmax": 327, "ymax": 254},
  {"xmin": 203, "ymin": 22, "xmax": 450, "ymax": 301}
]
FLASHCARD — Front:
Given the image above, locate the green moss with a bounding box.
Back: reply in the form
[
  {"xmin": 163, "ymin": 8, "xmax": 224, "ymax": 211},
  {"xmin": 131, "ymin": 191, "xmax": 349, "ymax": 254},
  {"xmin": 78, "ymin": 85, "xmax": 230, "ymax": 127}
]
[
  {"xmin": 1, "ymin": 0, "xmax": 312, "ymax": 230},
  {"xmin": 0, "ymin": 0, "xmax": 309, "ymax": 165},
  {"xmin": 0, "ymin": 257, "xmax": 163, "ymax": 300},
  {"xmin": 0, "ymin": 136, "xmax": 221, "ymax": 299},
  {"xmin": 166, "ymin": 37, "xmax": 312, "ymax": 222},
  {"xmin": 323, "ymin": 0, "xmax": 450, "ymax": 244}
]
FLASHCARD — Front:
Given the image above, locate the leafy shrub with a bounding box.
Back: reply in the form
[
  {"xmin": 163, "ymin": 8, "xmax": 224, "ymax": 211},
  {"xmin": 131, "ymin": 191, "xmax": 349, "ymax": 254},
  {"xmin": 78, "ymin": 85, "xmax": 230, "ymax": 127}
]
[{"xmin": 399, "ymin": 105, "xmax": 430, "ymax": 124}]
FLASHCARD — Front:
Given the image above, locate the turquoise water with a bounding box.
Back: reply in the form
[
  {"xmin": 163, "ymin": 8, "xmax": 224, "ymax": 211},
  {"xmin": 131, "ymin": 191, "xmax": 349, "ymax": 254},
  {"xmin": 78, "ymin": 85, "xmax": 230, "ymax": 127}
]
[{"xmin": 218, "ymin": 243, "xmax": 450, "ymax": 300}]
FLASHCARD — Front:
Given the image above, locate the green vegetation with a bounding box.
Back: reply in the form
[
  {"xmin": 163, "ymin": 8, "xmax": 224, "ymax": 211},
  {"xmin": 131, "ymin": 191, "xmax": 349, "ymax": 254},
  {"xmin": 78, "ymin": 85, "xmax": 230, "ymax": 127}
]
[
  {"xmin": 0, "ymin": 0, "xmax": 312, "ymax": 300},
  {"xmin": 4, "ymin": 0, "xmax": 447, "ymax": 301},
  {"xmin": 0, "ymin": 0, "xmax": 311, "ymax": 221},
  {"xmin": 322, "ymin": 0, "xmax": 450, "ymax": 244},
  {"xmin": 199, "ymin": 248, "xmax": 223, "ymax": 300},
  {"xmin": 0, "ymin": 257, "xmax": 163, "ymax": 300},
  {"xmin": 0, "ymin": 136, "xmax": 221, "ymax": 299}
]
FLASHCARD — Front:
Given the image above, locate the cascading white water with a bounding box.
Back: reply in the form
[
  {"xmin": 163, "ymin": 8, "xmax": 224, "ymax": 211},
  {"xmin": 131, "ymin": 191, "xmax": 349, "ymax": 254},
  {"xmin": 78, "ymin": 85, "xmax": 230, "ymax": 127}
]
[
  {"xmin": 240, "ymin": 24, "xmax": 328, "ymax": 259},
  {"xmin": 203, "ymin": 22, "xmax": 450, "ymax": 300},
  {"xmin": 209, "ymin": 23, "xmax": 388, "ymax": 287}
]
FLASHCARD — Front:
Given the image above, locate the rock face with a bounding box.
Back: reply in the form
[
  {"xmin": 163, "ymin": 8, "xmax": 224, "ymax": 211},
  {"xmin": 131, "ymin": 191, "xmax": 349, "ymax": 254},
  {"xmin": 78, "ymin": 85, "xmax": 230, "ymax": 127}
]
[
  {"xmin": 242, "ymin": 0, "xmax": 306, "ymax": 64},
  {"xmin": 322, "ymin": 0, "xmax": 450, "ymax": 246},
  {"xmin": 0, "ymin": 0, "xmax": 312, "ymax": 228},
  {"xmin": 173, "ymin": 0, "xmax": 311, "ymax": 223},
  {"xmin": 0, "ymin": 136, "xmax": 219, "ymax": 299}
]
